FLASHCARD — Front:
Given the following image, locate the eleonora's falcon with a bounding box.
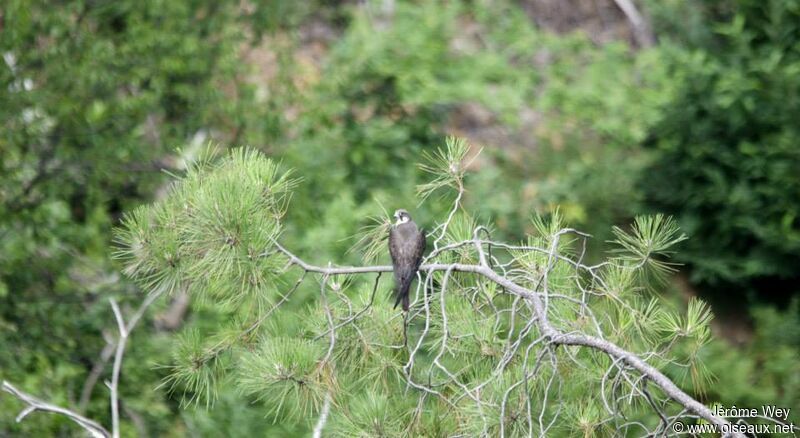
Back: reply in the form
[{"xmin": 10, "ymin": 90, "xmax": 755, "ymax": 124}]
[{"xmin": 388, "ymin": 209, "xmax": 426, "ymax": 311}]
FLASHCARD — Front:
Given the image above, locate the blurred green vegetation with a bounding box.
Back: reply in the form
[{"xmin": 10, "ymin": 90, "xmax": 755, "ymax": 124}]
[
  {"xmin": 643, "ymin": 0, "xmax": 800, "ymax": 299},
  {"xmin": 1, "ymin": 0, "xmax": 798, "ymax": 435}
]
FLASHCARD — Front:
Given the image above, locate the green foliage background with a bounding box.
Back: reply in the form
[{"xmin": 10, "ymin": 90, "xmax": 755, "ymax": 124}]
[
  {"xmin": 643, "ymin": 0, "xmax": 800, "ymax": 295},
  {"xmin": 1, "ymin": 0, "xmax": 798, "ymax": 436}
]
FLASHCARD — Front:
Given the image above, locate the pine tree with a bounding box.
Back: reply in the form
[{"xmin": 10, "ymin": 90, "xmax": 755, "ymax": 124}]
[{"xmin": 5, "ymin": 139, "xmax": 745, "ymax": 437}]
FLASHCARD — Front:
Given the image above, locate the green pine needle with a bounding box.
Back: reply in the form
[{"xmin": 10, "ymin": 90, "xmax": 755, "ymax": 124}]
[
  {"xmin": 236, "ymin": 337, "xmax": 328, "ymax": 422},
  {"xmin": 610, "ymin": 214, "xmax": 688, "ymax": 283},
  {"xmin": 416, "ymin": 136, "xmax": 479, "ymax": 201}
]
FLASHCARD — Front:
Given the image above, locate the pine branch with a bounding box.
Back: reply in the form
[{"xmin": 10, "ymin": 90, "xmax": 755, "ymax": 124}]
[{"xmin": 271, "ymin": 239, "xmax": 743, "ymax": 437}]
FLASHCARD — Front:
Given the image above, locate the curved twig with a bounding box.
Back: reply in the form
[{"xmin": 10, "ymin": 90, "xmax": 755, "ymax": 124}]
[{"xmin": 2, "ymin": 381, "xmax": 111, "ymax": 438}]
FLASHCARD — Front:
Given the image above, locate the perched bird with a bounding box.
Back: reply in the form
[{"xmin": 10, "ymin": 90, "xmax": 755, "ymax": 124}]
[{"xmin": 388, "ymin": 209, "xmax": 426, "ymax": 311}]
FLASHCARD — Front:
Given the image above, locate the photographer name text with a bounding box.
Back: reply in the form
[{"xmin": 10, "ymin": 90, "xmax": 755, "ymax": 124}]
[{"xmin": 712, "ymin": 404, "xmax": 791, "ymax": 421}]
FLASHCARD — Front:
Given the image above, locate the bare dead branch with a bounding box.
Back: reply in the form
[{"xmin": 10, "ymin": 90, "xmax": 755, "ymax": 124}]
[
  {"xmin": 107, "ymin": 293, "xmax": 160, "ymax": 438},
  {"xmin": 312, "ymin": 392, "xmax": 332, "ymax": 438},
  {"xmin": 79, "ymin": 335, "xmax": 115, "ymax": 412},
  {"xmin": 613, "ymin": 0, "xmax": 656, "ymax": 48},
  {"xmin": 2, "ymin": 381, "xmax": 110, "ymax": 438}
]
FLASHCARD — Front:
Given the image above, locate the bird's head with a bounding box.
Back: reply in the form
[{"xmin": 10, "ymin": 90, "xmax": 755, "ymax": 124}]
[{"xmin": 394, "ymin": 209, "xmax": 411, "ymax": 225}]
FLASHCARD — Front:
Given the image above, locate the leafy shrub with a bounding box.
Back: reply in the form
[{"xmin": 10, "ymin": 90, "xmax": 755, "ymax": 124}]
[
  {"xmin": 702, "ymin": 299, "xmax": 800, "ymax": 424},
  {"xmin": 0, "ymin": 0, "xmax": 258, "ymax": 434},
  {"xmin": 643, "ymin": 0, "xmax": 800, "ymax": 295}
]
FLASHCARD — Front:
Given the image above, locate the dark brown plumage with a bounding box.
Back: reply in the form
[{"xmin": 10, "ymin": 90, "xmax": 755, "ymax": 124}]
[{"xmin": 388, "ymin": 209, "xmax": 426, "ymax": 311}]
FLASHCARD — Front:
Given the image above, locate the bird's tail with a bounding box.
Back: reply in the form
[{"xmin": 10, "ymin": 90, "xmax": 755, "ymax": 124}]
[{"xmin": 393, "ymin": 281, "xmax": 411, "ymax": 311}]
